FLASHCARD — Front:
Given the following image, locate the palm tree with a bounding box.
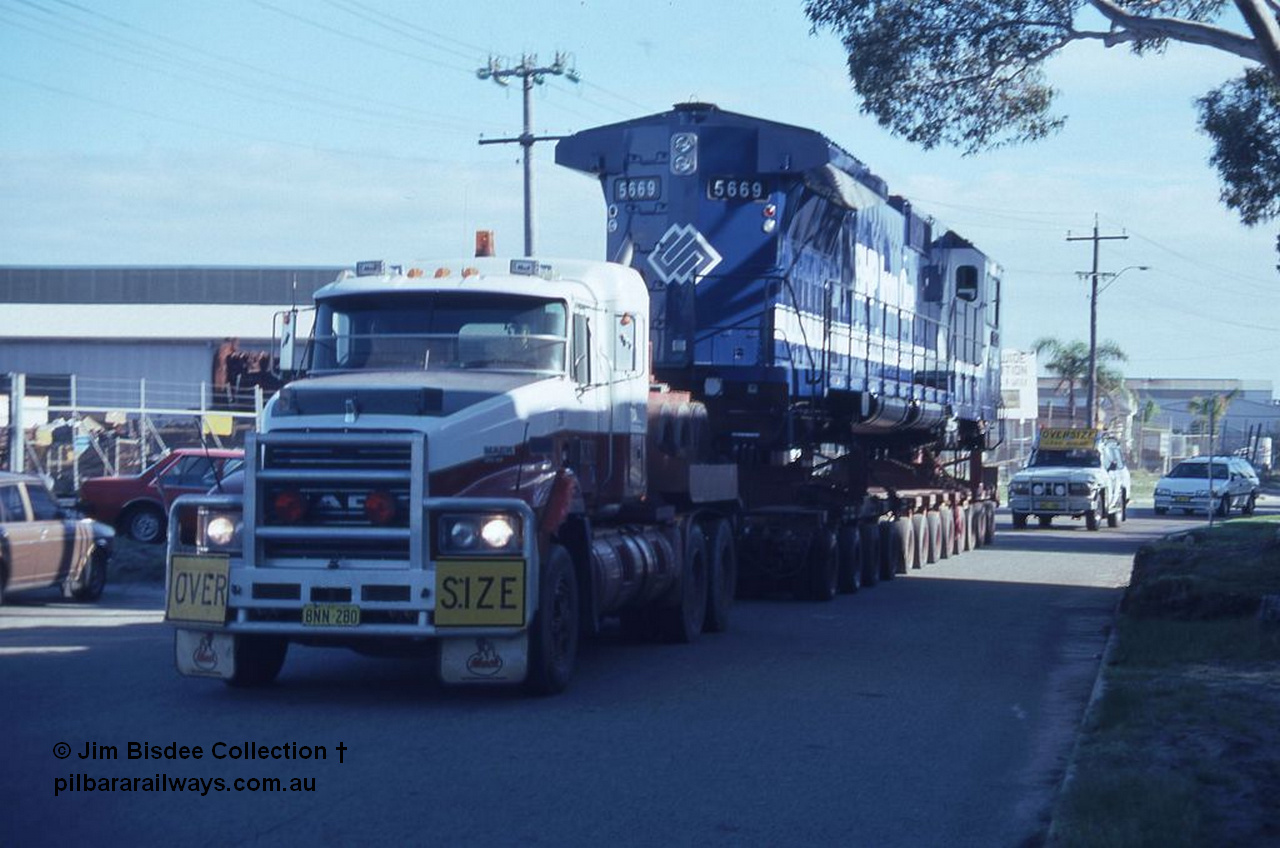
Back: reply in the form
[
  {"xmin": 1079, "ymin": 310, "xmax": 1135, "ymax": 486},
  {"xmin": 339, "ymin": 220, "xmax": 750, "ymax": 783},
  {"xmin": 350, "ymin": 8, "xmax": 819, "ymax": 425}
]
[
  {"xmin": 1033, "ymin": 337, "xmax": 1127, "ymax": 426},
  {"xmin": 1186, "ymin": 389, "xmax": 1240, "ymax": 453}
]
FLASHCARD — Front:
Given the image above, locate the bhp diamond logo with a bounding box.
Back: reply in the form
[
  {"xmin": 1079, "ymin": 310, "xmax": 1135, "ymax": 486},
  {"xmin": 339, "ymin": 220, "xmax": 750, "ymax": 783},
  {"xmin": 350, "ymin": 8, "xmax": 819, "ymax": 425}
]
[{"xmin": 647, "ymin": 223, "xmax": 722, "ymax": 286}]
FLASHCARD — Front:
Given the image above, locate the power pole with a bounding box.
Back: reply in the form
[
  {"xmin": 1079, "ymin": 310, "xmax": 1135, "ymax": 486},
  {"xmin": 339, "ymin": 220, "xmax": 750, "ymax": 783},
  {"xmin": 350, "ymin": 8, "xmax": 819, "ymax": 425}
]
[
  {"xmin": 477, "ymin": 52, "xmax": 579, "ymax": 257},
  {"xmin": 1067, "ymin": 216, "xmax": 1127, "ymax": 428}
]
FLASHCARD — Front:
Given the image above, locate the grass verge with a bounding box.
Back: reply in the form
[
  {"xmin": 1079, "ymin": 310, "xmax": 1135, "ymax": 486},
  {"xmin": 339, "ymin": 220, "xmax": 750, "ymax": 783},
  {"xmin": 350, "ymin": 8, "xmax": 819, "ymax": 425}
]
[{"xmin": 1049, "ymin": 516, "xmax": 1280, "ymax": 848}]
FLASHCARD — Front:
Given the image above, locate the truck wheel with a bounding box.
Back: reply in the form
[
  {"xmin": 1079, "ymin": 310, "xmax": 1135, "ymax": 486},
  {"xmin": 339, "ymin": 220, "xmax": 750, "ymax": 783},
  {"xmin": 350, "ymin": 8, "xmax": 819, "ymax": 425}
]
[
  {"xmin": 798, "ymin": 527, "xmax": 838, "ymax": 601},
  {"xmin": 937, "ymin": 506, "xmax": 953, "ymax": 559},
  {"xmin": 1243, "ymin": 494, "xmax": 1257, "ymax": 516},
  {"xmin": 836, "ymin": 525, "xmax": 862, "ymax": 594},
  {"xmin": 526, "ymin": 544, "xmax": 579, "ymax": 694},
  {"xmin": 226, "ymin": 636, "xmax": 288, "ymax": 688},
  {"xmin": 957, "ymin": 505, "xmax": 971, "ymax": 552},
  {"xmin": 925, "ymin": 511, "xmax": 941, "ymax": 564},
  {"xmin": 124, "ymin": 504, "xmax": 166, "ymax": 544},
  {"xmin": 1120, "ymin": 490, "xmax": 1129, "ymax": 522},
  {"xmin": 1038, "ymin": 515, "xmax": 1053, "ymax": 528},
  {"xmin": 69, "ymin": 548, "xmax": 108, "ymax": 601},
  {"xmin": 1106, "ymin": 503, "xmax": 1120, "ymax": 527},
  {"xmin": 860, "ymin": 522, "xmax": 880, "ymax": 587},
  {"xmin": 1085, "ymin": 497, "xmax": 1101, "ymax": 531},
  {"xmin": 703, "ymin": 518, "xmax": 736, "ymax": 633},
  {"xmin": 657, "ymin": 523, "xmax": 708, "ymax": 643},
  {"xmin": 1012, "ymin": 511, "xmax": 1028, "ymax": 529},
  {"xmin": 1215, "ymin": 496, "xmax": 1230, "ymax": 518},
  {"xmin": 983, "ymin": 502, "xmax": 996, "ymax": 545}
]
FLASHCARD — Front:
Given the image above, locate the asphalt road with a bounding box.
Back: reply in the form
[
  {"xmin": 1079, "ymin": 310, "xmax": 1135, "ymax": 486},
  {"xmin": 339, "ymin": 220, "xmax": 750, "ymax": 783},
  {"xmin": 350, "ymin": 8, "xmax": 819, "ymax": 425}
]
[{"xmin": 2, "ymin": 501, "xmax": 1271, "ymax": 848}]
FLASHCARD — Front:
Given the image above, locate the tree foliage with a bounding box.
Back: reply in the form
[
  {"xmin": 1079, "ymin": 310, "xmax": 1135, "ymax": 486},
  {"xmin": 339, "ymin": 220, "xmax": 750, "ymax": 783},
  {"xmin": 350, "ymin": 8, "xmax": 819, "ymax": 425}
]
[
  {"xmin": 1033, "ymin": 336, "xmax": 1128, "ymax": 424},
  {"xmin": 805, "ymin": 1, "xmax": 1280, "ymax": 228}
]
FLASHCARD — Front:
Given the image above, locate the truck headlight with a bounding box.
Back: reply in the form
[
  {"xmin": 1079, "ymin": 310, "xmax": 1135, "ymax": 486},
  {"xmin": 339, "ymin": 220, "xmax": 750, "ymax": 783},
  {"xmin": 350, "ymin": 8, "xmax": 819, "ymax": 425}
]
[
  {"xmin": 198, "ymin": 508, "xmax": 243, "ymax": 553},
  {"xmin": 439, "ymin": 513, "xmax": 522, "ymax": 555}
]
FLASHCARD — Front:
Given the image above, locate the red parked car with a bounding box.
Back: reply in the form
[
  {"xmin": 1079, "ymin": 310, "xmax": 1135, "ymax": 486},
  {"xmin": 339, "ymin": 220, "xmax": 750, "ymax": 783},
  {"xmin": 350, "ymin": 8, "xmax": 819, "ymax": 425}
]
[{"xmin": 79, "ymin": 448, "xmax": 244, "ymax": 542}]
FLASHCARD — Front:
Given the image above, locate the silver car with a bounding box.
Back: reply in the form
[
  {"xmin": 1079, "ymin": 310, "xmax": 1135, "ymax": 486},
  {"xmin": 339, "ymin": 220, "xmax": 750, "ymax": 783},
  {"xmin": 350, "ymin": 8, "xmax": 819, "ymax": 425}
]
[{"xmin": 1154, "ymin": 456, "xmax": 1261, "ymax": 517}]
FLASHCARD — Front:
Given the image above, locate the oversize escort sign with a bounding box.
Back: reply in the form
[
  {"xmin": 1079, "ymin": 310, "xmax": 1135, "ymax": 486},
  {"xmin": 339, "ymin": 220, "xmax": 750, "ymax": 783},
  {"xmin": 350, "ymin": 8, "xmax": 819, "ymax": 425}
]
[
  {"xmin": 167, "ymin": 556, "xmax": 230, "ymax": 624},
  {"xmin": 1038, "ymin": 428, "xmax": 1099, "ymax": 450}
]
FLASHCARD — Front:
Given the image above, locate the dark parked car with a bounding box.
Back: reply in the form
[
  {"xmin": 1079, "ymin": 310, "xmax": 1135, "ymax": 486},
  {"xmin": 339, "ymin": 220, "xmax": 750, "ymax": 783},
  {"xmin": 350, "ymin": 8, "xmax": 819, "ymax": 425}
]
[
  {"xmin": 79, "ymin": 448, "xmax": 244, "ymax": 542},
  {"xmin": 1, "ymin": 471, "xmax": 113, "ymax": 604}
]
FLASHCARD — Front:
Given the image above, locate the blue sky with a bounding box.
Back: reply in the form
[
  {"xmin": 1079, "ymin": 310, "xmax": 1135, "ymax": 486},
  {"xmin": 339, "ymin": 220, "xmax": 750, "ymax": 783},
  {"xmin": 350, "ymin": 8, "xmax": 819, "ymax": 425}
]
[{"xmin": 1, "ymin": 0, "xmax": 1277, "ymax": 389}]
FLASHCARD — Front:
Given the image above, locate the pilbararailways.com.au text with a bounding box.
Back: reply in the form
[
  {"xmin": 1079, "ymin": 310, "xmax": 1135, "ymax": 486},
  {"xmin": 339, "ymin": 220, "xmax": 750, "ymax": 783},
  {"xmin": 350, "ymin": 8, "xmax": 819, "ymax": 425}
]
[{"xmin": 55, "ymin": 773, "xmax": 317, "ymax": 797}]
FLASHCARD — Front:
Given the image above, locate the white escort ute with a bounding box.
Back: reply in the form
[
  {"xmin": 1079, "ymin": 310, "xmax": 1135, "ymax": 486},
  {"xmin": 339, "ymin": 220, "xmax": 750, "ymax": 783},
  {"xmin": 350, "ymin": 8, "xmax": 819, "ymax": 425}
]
[{"xmin": 1008, "ymin": 428, "xmax": 1130, "ymax": 530}]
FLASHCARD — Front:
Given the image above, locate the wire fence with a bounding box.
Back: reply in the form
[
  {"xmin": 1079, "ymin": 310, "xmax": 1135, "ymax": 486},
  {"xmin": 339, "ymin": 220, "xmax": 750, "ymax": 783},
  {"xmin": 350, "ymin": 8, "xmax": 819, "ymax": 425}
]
[{"xmin": 3, "ymin": 372, "xmax": 262, "ymax": 497}]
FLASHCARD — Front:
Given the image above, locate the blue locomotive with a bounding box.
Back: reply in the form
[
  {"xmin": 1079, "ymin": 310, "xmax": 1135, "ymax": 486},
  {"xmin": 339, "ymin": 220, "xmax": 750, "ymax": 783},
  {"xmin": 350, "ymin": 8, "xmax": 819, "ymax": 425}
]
[{"xmin": 557, "ymin": 103, "xmax": 1002, "ymax": 459}]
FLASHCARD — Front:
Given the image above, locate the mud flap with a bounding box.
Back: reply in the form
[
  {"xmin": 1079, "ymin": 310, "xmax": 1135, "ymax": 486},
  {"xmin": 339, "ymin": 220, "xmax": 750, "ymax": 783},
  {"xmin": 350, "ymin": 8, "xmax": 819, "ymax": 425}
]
[
  {"xmin": 174, "ymin": 629, "xmax": 236, "ymax": 680},
  {"xmin": 439, "ymin": 634, "xmax": 529, "ymax": 685}
]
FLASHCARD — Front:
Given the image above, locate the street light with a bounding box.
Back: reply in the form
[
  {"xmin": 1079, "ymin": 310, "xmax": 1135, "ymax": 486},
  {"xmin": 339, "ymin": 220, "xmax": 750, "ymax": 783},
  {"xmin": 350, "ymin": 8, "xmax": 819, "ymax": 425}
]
[{"xmin": 1076, "ymin": 264, "xmax": 1149, "ymax": 426}]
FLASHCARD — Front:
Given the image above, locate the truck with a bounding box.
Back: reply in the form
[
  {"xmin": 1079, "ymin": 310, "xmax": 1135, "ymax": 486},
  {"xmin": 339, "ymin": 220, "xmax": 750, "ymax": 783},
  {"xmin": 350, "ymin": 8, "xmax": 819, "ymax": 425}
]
[
  {"xmin": 164, "ymin": 103, "xmax": 1003, "ymax": 693},
  {"xmin": 1007, "ymin": 428, "xmax": 1130, "ymax": 529}
]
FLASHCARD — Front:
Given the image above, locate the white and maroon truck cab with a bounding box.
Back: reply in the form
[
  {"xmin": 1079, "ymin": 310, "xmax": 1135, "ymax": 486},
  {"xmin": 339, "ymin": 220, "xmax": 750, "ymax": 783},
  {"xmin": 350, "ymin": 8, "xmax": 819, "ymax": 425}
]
[{"xmin": 166, "ymin": 256, "xmax": 671, "ymax": 693}]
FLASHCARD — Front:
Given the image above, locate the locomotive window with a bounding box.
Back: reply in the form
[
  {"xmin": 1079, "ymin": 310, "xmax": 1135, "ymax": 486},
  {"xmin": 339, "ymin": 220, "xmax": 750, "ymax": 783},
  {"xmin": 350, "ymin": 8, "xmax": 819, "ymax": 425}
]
[
  {"xmin": 613, "ymin": 313, "xmax": 637, "ymax": 373},
  {"xmin": 572, "ymin": 313, "xmax": 591, "ymax": 384},
  {"xmin": 956, "ymin": 265, "xmax": 979, "ymax": 302}
]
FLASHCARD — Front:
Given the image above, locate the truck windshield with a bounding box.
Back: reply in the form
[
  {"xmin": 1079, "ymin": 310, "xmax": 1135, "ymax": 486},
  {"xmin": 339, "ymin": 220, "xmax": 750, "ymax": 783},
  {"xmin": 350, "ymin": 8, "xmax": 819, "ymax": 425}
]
[
  {"xmin": 310, "ymin": 292, "xmax": 568, "ymax": 374},
  {"xmin": 1028, "ymin": 449, "xmax": 1100, "ymax": 468}
]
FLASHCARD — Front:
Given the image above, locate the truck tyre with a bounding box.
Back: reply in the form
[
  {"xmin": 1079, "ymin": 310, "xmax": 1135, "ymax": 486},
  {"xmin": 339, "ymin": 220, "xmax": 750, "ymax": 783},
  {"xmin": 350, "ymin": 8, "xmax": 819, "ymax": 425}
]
[
  {"xmin": 1120, "ymin": 490, "xmax": 1129, "ymax": 522},
  {"xmin": 1215, "ymin": 496, "xmax": 1230, "ymax": 518},
  {"xmin": 1012, "ymin": 511, "xmax": 1028, "ymax": 529},
  {"xmin": 69, "ymin": 548, "xmax": 108, "ymax": 601},
  {"xmin": 1243, "ymin": 494, "xmax": 1257, "ymax": 516},
  {"xmin": 526, "ymin": 544, "xmax": 579, "ymax": 695},
  {"xmin": 657, "ymin": 523, "xmax": 708, "ymax": 643},
  {"xmin": 798, "ymin": 527, "xmax": 838, "ymax": 602},
  {"xmin": 703, "ymin": 518, "xmax": 736, "ymax": 633},
  {"xmin": 124, "ymin": 504, "xmax": 166, "ymax": 544},
  {"xmin": 937, "ymin": 506, "xmax": 953, "ymax": 559},
  {"xmin": 925, "ymin": 510, "xmax": 941, "ymax": 564},
  {"xmin": 227, "ymin": 635, "xmax": 288, "ymax": 688},
  {"xmin": 983, "ymin": 502, "xmax": 996, "ymax": 545},
  {"xmin": 859, "ymin": 522, "xmax": 880, "ymax": 587},
  {"xmin": 909, "ymin": 513, "xmax": 926, "ymax": 569},
  {"xmin": 836, "ymin": 525, "xmax": 862, "ymax": 594},
  {"xmin": 957, "ymin": 504, "xmax": 971, "ymax": 552},
  {"xmin": 1038, "ymin": 515, "xmax": 1053, "ymax": 528},
  {"xmin": 1106, "ymin": 501, "xmax": 1120, "ymax": 527}
]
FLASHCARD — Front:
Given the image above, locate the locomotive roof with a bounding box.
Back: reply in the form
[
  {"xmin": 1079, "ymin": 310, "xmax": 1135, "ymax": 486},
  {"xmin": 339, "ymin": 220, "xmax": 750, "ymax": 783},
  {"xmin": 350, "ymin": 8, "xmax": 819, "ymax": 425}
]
[{"xmin": 555, "ymin": 101, "xmax": 889, "ymax": 200}]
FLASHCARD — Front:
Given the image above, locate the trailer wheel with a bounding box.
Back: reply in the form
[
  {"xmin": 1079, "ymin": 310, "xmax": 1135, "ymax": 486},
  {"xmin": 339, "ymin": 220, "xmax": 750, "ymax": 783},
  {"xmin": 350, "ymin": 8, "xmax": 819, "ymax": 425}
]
[
  {"xmin": 657, "ymin": 523, "xmax": 708, "ymax": 643},
  {"xmin": 983, "ymin": 502, "xmax": 996, "ymax": 545},
  {"xmin": 226, "ymin": 636, "xmax": 288, "ymax": 688},
  {"xmin": 703, "ymin": 518, "xmax": 736, "ymax": 633},
  {"xmin": 909, "ymin": 513, "xmax": 926, "ymax": 569},
  {"xmin": 836, "ymin": 525, "xmax": 862, "ymax": 594},
  {"xmin": 956, "ymin": 504, "xmax": 971, "ymax": 552},
  {"xmin": 937, "ymin": 506, "xmax": 953, "ymax": 559},
  {"xmin": 880, "ymin": 520, "xmax": 906, "ymax": 580},
  {"xmin": 797, "ymin": 527, "xmax": 838, "ymax": 602},
  {"xmin": 859, "ymin": 522, "xmax": 880, "ymax": 587},
  {"xmin": 969, "ymin": 506, "xmax": 984, "ymax": 549},
  {"xmin": 527, "ymin": 544, "xmax": 579, "ymax": 694}
]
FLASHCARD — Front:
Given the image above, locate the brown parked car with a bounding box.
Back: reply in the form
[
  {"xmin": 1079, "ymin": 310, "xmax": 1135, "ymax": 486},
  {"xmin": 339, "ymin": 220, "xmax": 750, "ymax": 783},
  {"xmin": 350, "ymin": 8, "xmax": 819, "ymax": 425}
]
[
  {"xmin": 0, "ymin": 471, "xmax": 113, "ymax": 605},
  {"xmin": 79, "ymin": 448, "xmax": 244, "ymax": 543}
]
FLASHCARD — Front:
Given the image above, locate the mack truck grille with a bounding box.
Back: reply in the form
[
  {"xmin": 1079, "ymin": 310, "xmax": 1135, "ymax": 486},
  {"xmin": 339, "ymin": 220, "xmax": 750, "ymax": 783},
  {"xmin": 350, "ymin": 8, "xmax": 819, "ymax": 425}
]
[{"xmin": 247, "ymin": 432, "xmax": 428, "ymax": 567}]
